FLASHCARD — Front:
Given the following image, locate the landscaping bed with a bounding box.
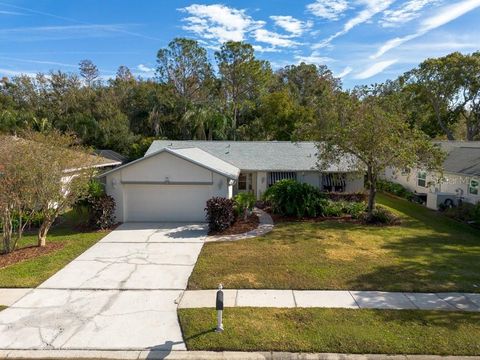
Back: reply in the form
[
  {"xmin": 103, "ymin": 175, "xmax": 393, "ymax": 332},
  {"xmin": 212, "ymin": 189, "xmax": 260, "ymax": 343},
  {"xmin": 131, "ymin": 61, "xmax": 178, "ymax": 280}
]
[
  {"xmin": 0, "ymin": 226, "xmax": 110, "ymax": 288},
  {"xmin": 188, "ymin": 193, "xmax": 480, "ymax": 292},
  {"xmin": 208, "ymin": 213, "xmax": 259, "ymax": 236},
  {"xmin": 179, "ymin": 308, "xmax": 480, "ymax": 355},
  {"xmin": 0, "ymin": 241, "xmax": 65, "ymax": 269}
]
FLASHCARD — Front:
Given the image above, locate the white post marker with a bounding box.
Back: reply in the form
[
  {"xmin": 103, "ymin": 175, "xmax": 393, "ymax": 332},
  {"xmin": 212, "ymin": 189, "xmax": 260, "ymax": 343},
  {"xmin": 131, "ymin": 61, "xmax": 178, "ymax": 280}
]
[{"xmin": 216, "ymin": 283, "xmax": 224, "ymax": 332}]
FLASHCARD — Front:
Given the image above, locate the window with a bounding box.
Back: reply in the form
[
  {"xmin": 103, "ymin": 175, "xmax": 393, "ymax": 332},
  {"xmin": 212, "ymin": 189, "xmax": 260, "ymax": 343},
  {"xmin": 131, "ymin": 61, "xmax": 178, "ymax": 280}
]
[
  {"xmin": 238, "ymin": 173, "xmax": 253, "ymax": 191},
  {"xmin": 417, "ymin": 171, "xmax": 427, "ymax": 188},
  {"xmin": 401, "ymin": 168, "xmax": 411, "ymax": 176},
  {"xmin": 469, "ymin": 179, "xmax": 479, "ymax": 195}
]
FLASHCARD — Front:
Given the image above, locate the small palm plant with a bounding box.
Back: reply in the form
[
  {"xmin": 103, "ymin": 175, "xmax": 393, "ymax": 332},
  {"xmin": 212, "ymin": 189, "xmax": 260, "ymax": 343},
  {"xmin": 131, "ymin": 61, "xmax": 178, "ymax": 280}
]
[{"xmin": 233, "ymin": 192, "xmax": 256, "ymax": 221}]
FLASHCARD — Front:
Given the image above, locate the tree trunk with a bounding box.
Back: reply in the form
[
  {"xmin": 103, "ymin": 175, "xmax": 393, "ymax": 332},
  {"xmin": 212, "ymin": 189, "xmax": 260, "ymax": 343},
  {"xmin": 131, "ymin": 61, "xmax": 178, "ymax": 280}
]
[
  {"xmin": 433, "ymin": 101, "xmax": 455, "ymax": 140},
  {"xmin": 232, "ymin": 104, "xmax": 238, "ymax": 141},
  {"xmin": 366, "ymin": 165, "xmax": 376, "ymax": 220},
  {"xmin": 2, "ymin": 213, "xmax": 13, "ymax": 254},
  {"xmin": 37, "ymin": 219, "xmax": 53, "ymax": 247}
]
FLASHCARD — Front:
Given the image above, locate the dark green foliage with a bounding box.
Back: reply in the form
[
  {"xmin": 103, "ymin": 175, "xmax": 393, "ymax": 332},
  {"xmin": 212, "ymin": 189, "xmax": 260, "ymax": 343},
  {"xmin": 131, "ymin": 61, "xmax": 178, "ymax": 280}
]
[
  {"xmin": 323, "ymin": 192, "xmax": 367, "ymax": 202},
  {"xmin": 377, "ymin": 180, "xmax": 423, "ymax": 203},
  {"xmin": 362, "ymin": 205, "xmax": 400, "ymax": 225},
  {"xmin": 205, "ymin": 197, "xmax": 235, "ymax": 232},
  {"xmin": 263, "ymin": 179, "xmax": 328, "ymax": 218},
  {"xmin": 442, "ymin": 202, "xmax": 480, "ymax": 226},
  {"xmin": 233, "ymin": 192, "xmax": 256, "ymax": 219}
]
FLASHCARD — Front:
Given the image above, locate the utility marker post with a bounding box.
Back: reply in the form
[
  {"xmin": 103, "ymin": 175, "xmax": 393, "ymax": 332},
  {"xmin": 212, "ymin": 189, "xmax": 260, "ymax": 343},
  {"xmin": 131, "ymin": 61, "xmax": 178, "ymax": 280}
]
[{"xmin": 216, "ymin": 283, "xmax": 224, "ymax": 332}]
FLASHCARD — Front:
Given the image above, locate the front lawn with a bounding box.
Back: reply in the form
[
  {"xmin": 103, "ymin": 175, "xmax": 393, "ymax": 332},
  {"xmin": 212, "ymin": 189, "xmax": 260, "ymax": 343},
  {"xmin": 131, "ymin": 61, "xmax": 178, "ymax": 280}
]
[
  {"xmin": 188, "ymin": 193, "xmax": 480, "ymax": 292},
  {"xmin": 0, "ymin": 226, "xmax": 109, "ymax": 288},
  {"xmin": 179, "ymin": 308, "xmax": 480, "ymax": 355}
]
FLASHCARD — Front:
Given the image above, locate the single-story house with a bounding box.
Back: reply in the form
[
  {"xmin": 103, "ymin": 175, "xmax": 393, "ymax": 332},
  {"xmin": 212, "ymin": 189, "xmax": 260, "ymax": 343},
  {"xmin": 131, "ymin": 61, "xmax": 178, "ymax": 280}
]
[
  {"xmin": 100, "ymin": 141, "xmax": 364, "ymax": 222},
  {"xmin": 382, "ymin": 141, "xmax": 480, "ymax": 209}
]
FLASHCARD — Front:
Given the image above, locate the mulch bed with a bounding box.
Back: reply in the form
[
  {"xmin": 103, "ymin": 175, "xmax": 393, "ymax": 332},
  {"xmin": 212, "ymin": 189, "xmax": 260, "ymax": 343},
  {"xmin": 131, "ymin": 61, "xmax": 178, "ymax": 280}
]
[
  {"xmin": 209, "ymin": 213, "xmax": 260, "ymax": 236},
  {"xmin": 0, "ymin": 242, "xmax": 65, "ymax": 269},
  {"xmin": 270, "ymin": 213, "xmax": 360, "ymax": 224}
]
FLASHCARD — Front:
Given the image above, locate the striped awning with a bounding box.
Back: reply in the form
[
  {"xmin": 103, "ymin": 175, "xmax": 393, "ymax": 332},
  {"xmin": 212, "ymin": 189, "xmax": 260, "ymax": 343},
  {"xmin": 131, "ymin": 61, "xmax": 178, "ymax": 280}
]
[
  {"xmin": 322, "ymin": 173, "xmax": 346, "ymax": 187},
  {"xmin": 268, "ymin": 171, "xmax": 297, "ymax": 186}
]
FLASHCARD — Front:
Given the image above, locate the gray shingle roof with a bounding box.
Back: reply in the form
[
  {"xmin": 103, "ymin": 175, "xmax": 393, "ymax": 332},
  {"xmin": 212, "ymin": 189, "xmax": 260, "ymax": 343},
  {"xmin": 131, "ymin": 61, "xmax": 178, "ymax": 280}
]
[
  {"xmin": 146, "ymin": 141, "xmax": 357, "ymax": 172},
  {"xmin": 167, "ymin": 147, "xmax": 240, "ymax": 179},
  {"xmin": 94, "ymin": 149, "xmax": 128, "ymax": 163},
  {"xmin": 443, "ymin": 147, "xmax": 480, "ymax": 176}
]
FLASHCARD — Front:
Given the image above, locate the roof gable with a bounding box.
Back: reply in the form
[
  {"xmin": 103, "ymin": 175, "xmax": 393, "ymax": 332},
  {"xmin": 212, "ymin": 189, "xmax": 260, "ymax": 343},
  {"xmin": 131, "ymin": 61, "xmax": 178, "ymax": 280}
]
[{"xmin": 99, "ymin": 147, "xmax": 240, "ymax": 179}]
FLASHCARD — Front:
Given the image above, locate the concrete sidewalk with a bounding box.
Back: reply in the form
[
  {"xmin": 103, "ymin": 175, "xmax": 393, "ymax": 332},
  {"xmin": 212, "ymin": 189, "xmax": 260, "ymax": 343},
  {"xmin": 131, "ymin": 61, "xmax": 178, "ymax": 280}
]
[
  {"xmin": 0, "ymin": 349, "xmax": 478, "ymax": 359},
  {"xmin": 179, "ymin": 289, "xmax": 480, "ymax": 311}
]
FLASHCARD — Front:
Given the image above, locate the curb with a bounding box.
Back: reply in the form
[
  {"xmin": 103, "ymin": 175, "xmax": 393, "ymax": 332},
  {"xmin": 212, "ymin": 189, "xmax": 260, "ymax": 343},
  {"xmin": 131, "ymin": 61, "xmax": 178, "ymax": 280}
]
[{"xmin": 1, "ymin": 350, "xmax": 479, "ymax": 360}]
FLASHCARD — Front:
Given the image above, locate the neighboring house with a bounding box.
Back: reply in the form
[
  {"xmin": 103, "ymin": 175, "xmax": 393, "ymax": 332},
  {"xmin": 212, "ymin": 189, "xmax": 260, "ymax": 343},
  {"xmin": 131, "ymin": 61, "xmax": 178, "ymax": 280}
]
[
  {"xmin": 94, "ymin": 149, "xmax": 128, "ymax": 165},
  {"xmin": 100, "ymin": 141, "xmax": 364, "ymax": 222},
  {"xmin": 383, "ymin": 141, "xmax": 480, "ymax": 209}
]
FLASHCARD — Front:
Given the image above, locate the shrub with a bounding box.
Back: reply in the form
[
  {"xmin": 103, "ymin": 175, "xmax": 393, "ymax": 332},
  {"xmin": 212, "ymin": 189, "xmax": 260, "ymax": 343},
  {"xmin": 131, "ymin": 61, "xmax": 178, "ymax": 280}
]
[
  {"xmin": 205, "ymin": 197, "xmax": 235, "ymax": 232},
  {"xmin": 233, "ymin": 192, "xmax": 256, "ymax": 220},
  {"xmin": 88, "ymin": 195, "xmax": 116, "ymax": 230},
  {"xmin": 342, "ymin": 201, "xmax": 367, "ymax": 219},
  {"xmin": 323, "ymin": 192, "xmax": 368, "ymax": 202},
  {"xmin": 323, "ymin": 201, "xmax": 344, "ymax": 217},
  {"xmin": 362, "ymin": 205, "xmax": 400, "ymax": 225},
  {"xmin": 443, "ymin": 202, "xmax": 476, "ymax": 223},
  {"xmin": 263, "ymin": 179, "xmax": 327, "ymax": 218}
]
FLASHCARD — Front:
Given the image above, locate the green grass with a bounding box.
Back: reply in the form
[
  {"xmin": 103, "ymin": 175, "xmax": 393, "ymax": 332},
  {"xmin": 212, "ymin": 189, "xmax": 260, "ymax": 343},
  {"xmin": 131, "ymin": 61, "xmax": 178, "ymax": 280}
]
[
  {"xmin": 188, "ymin": 193, "xmax": 480, "ymax": 292},
  {"xmin": 179, "ymin": 308, "xmax": 480, "ymax": 355},
  {"xmin": 0, "ymin": 226, "xmax": 109, "ymax": 288},
  {"xmin": 0, "ymin": 306, "xmax": 5, "ymax": 312}
]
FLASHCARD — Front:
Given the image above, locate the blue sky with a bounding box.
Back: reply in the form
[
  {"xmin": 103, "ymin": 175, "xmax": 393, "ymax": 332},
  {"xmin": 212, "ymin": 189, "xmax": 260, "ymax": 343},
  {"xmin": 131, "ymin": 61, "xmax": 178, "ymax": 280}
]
[{"xmin": 1, "ymin": 0, "xmax": 479, "ymax": 88}]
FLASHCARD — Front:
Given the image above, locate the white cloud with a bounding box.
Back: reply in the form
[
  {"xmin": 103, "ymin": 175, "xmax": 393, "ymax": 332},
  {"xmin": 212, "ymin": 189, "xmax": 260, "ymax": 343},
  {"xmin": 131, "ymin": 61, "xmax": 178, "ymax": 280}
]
[
  {"xmin": 270, "ymin": 15, "xmax": 313, "ymax": 36},
  {"xmin": 314, "ymin": 0, "xmax": 394, "ymax": 49},
  {"xmin": 179, "ymin": 4, "xmax": 263, "ymax": 44},
  {"xmin": 0, "ymin": 24, "xmax": 128, "ymax": 42},
  {"xmin": 0, "ymin": 10, "xmax": 26, "ymax": 15},
  {"xmin": 252, "ymin": 45, "xmax": 280, "ymax": 53},
  {"xmin": 371, "ymin": 0, "xmax": 480, "ymax": 58},
  {"xmin": 137, "ymin": 64, "xmax": 155, "ymax": 73},
  {"xmin": 354, "ymin": 59, "xmax": 397, "ymax": 79},
  {"xmin": 295, "ymin": 52, "xmax": 334, "ymax": 65},
  {"xmin": 336, "ymin": 66, "xmax": 353, "ymax": 78},
  {"xmin": 253, "ymin": 28, "xmax": 300, "ymax": 47},
  {"xmin": 307, "ymin": 0, "xmax": 349, "ymax": 20},
  {"xmin": 0, "ymin": 56, "xmax": 77, "ymax": 68},
  {"xmin": 380, "ymin": 0, "xmax": 439, "ymax": 28}
]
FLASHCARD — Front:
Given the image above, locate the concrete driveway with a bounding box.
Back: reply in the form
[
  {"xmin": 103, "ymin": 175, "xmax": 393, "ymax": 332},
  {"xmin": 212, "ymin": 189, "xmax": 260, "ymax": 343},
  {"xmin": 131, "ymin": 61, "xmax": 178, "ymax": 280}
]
[{"xmin": 0, "ymin": 223, "xmax": 207, "ymax": 351}]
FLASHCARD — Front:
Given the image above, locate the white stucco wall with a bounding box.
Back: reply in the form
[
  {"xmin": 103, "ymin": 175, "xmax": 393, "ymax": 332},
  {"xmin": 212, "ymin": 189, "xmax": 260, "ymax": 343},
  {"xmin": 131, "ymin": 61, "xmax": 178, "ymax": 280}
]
[
  {"xmin": 104, "ymin": 151, "xmax": 230, "ymax": 222},
  {"xmin": 298, "ymin": 171, "xmax": 321, "ymax": 188},
  {"xmin": 383, "ymin": 167, "xmax": 480, "ymax": 206},
  {"xmin": 345, "ymin": 174, "xmax": 365, "ymax": 193},
  {"xmin": 256, "ymin": 171, "xmax": 267, "ymax": 199}
]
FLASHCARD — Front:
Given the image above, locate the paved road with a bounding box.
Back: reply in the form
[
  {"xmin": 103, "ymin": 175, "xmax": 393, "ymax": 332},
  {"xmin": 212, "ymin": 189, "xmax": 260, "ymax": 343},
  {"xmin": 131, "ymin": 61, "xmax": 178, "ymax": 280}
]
[{"xmin": 0, "ymin": 223, "xmax": 207, "ymax": 351}]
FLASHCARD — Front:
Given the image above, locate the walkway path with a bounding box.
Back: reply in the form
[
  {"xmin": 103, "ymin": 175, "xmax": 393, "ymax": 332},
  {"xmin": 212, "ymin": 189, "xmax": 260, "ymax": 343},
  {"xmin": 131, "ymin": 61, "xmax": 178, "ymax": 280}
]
[
  {"xmin": 179, "ymin": 289, "xmax": 480, "ymax": 311},
  {"xmin": 206, "ymin": 208, "xmax": 274, "ymax": 242},
  {"xmin": 0, "ymin": 222, "xmax": 208, "ymax": 351}
]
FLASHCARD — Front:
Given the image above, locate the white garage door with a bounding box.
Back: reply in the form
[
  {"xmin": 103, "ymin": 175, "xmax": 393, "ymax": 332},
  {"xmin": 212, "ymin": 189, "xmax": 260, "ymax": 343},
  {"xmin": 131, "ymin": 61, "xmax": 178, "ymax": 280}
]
[{"xmin": 124, "ymin": 184, "xmax": 212, "ymax": 222}]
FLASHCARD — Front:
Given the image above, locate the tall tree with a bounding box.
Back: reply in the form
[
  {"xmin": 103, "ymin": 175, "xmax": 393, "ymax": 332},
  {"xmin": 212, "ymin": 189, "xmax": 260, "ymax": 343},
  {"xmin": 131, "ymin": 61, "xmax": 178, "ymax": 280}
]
[
  {"xmin": 156, "ymin": 38, "xmax": 212, "ymax": 116},
  {"xmin": 315, "ymin": 87, "xmax": 444, "ymax": 219},
  {"xmin": 215, "ymin": 41, "xmax": 271, "ymax": 139},
  {"xmin": 79, "ymin": 59, "xmax": 100, "ymax": 87}
]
